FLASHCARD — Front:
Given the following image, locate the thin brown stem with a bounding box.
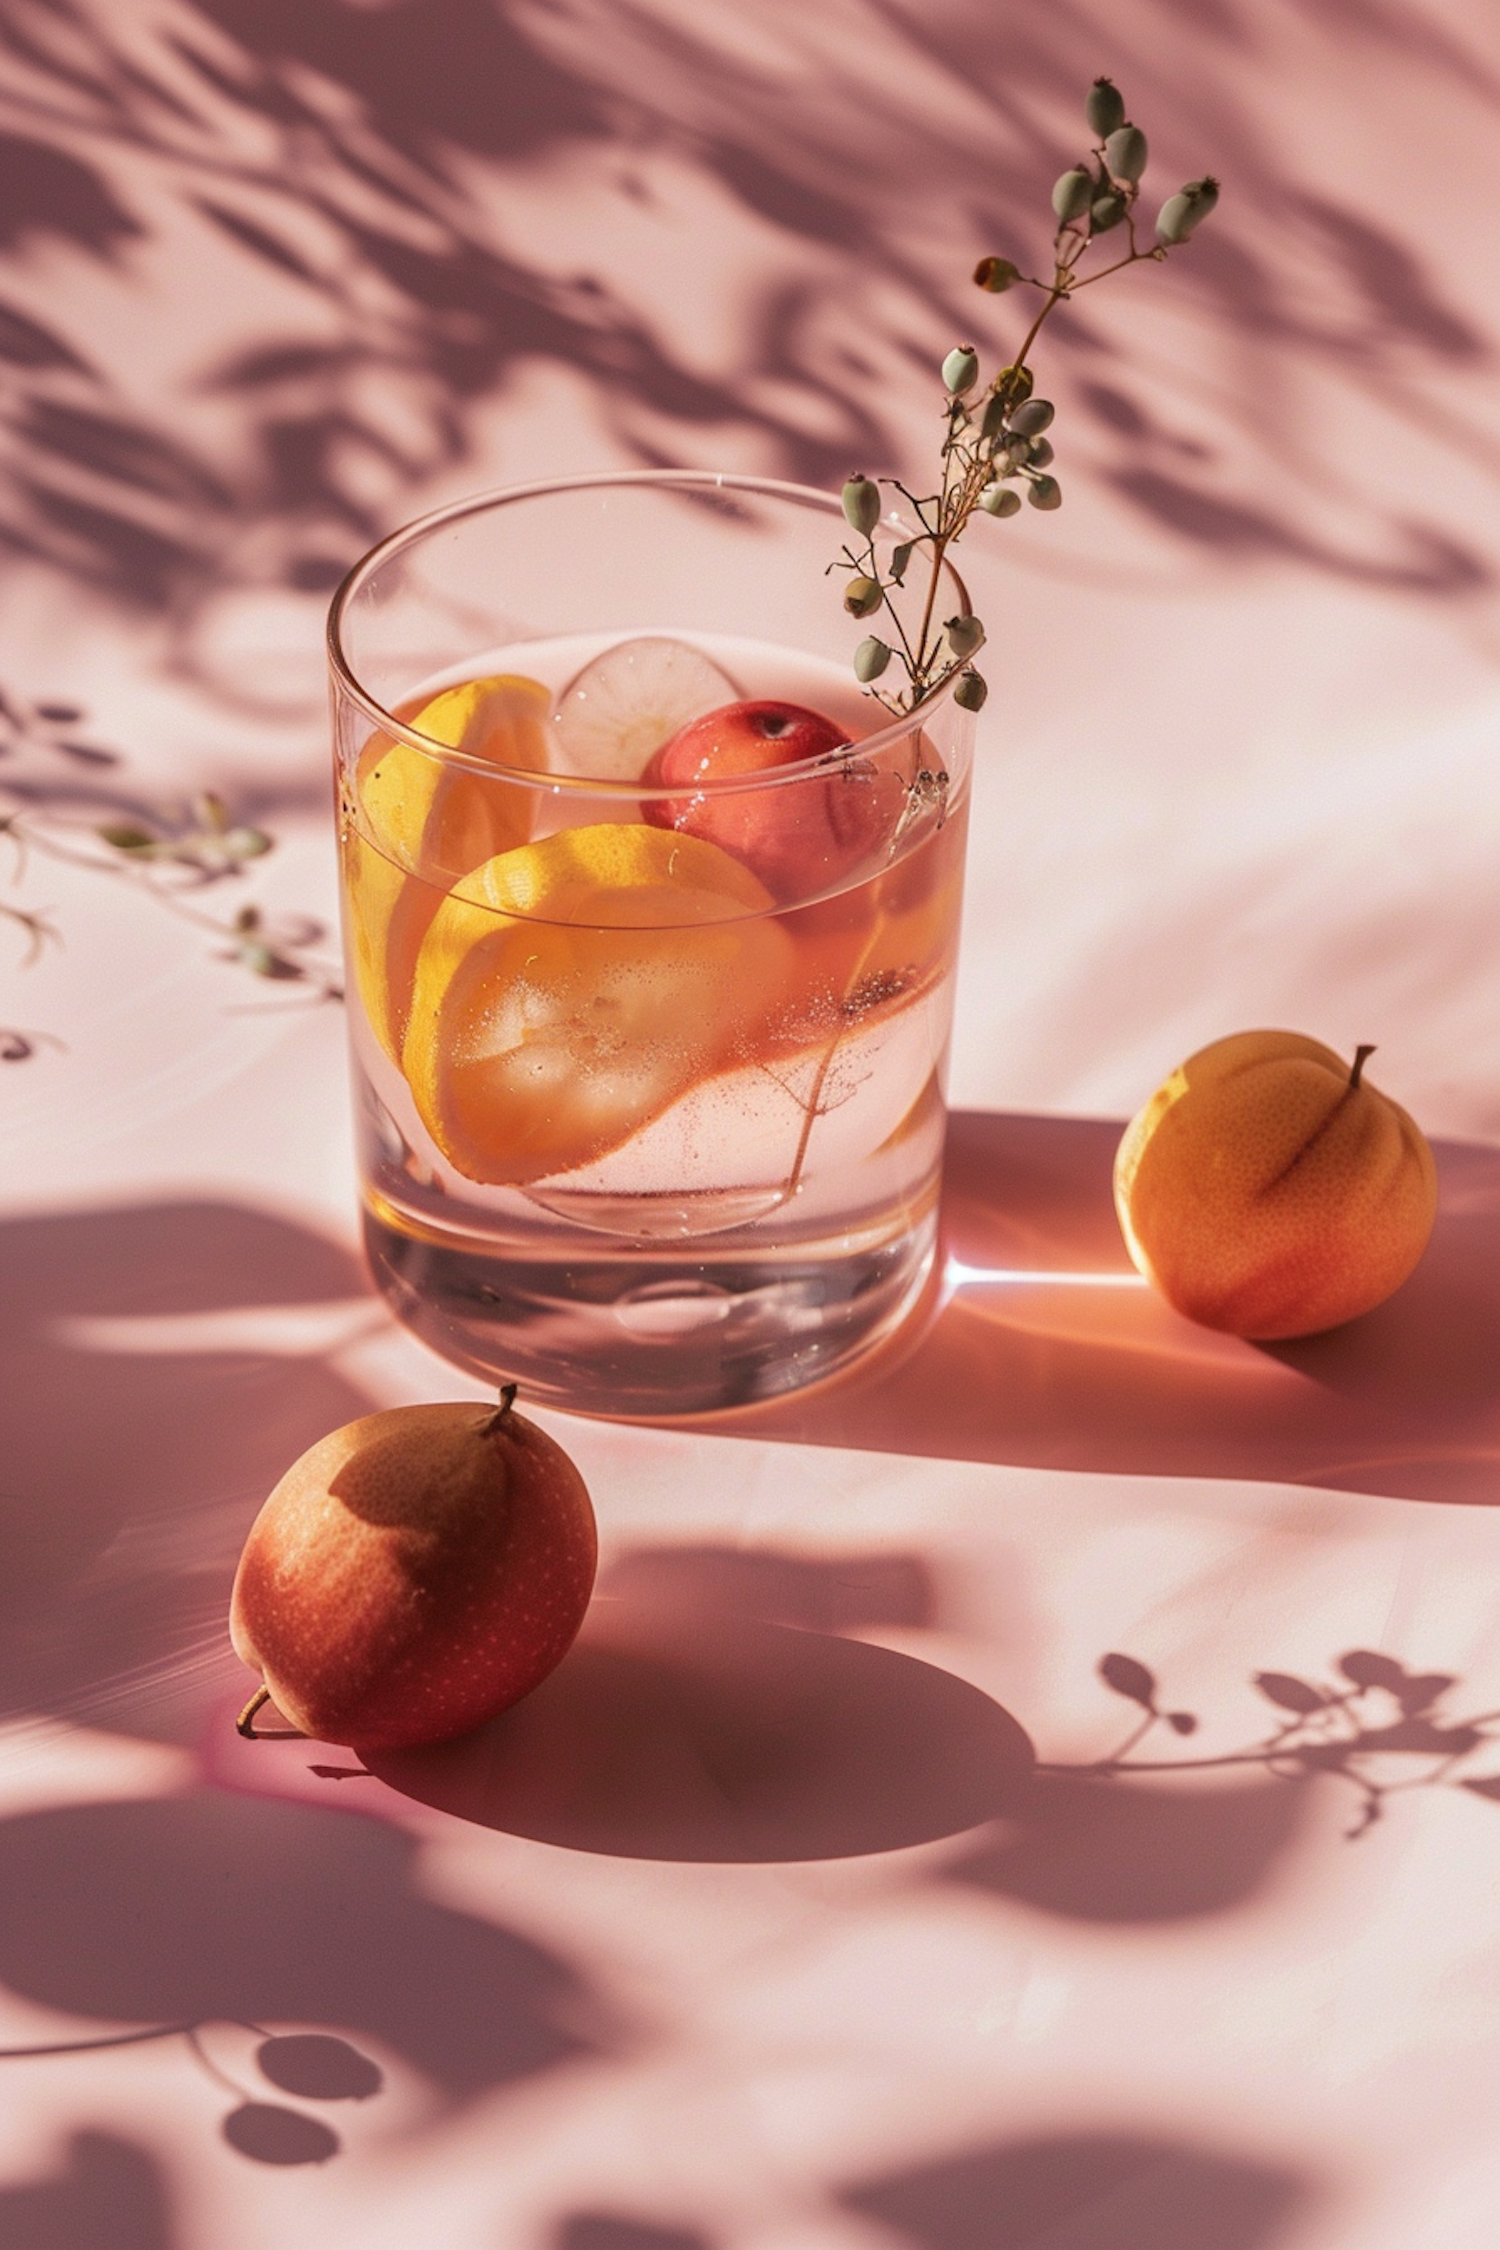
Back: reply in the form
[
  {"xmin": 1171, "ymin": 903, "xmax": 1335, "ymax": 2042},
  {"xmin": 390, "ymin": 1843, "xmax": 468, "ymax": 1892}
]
[{"xmin": 236, "ymin": 1685, "xmax": 303, "ymax": 1741}]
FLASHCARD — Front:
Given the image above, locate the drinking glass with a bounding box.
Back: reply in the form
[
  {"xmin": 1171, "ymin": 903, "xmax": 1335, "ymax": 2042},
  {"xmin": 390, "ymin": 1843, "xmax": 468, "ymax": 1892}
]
[{"xmin": 328, "ymin": 472, "xmax": 976, "ymax": 1416}]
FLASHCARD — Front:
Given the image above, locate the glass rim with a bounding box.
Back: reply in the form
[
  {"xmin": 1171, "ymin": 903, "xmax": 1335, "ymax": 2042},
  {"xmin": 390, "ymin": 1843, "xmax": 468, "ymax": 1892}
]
[{"xmin": 326, "ymin": 469, "xmax": 973, "ymax": 800}]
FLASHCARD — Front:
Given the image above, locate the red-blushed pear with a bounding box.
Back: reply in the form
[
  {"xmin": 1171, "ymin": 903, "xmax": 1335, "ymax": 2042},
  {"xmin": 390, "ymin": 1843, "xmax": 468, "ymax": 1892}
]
[
  {"xmin": 1114, "ymin": 1030, "xmax": 1438, "ymax": 1340},
  {"xmin": 230, "ymin": 1390, "xmax": 596, "ymax": 1751},
  {"xmin": 643, "ymin": 699, "xmax": 904, "ymax": 902}
]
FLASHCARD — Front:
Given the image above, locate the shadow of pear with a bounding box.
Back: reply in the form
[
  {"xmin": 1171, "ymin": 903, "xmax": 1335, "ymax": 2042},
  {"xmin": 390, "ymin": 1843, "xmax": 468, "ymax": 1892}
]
[{"xmin": 368, "ymin": 1599, "xmax": 1033, "ymax": 1862}]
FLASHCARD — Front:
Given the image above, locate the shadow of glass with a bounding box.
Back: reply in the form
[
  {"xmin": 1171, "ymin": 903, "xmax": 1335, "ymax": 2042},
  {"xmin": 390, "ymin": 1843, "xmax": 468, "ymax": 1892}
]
[
  {"xmin": 946, "ymin": 1771, "xmax": 1313, "ymax": 1923},
  {"xmin": 0, "ymin": 1788, "xmax": 608, "ymax": 2101},
  {"xmin": 0, "ymin": 2131, "xmax": 172, "ymax": 2250},
  {"xmin": 689, "ymin": 1111, "xmax": 1500, "ymax": 1507},
  {"xmin": 0, "ymin": 1199, "xmax": 376, "ymax": 1737},
  {"xmin": 368, "ymin": 1595, "xmax": 1033, "ymax": 1862},
  {"xmin": 842, "ymin": 2130, "xmax": 1310, "ymax": 2250}
]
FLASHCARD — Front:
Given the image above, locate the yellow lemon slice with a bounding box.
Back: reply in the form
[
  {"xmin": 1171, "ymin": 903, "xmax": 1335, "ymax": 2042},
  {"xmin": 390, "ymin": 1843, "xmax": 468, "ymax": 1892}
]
[
  {"xmin": 403, "ymin": 824, "xmax": 796, "ymax": 1185},
  {"xmin": 344, "ymin": 675, "xmax": 552, "ymax": 1061}
]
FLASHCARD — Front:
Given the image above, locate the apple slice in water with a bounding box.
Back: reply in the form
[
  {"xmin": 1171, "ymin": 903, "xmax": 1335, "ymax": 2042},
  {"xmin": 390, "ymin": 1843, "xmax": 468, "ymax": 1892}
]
[{"xmin": 552, "ymin": 636, "xmax": 742, "ymax": 780}]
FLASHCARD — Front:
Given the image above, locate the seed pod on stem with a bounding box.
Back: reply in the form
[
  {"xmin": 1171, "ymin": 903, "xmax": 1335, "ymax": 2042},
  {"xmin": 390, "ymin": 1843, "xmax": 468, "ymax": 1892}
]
[
  {"xmin": 1104, "ymin": 124, "xmax": 1148, "ymax": 183},
  {"xmin": 844, "ymin": 575, "xmax": 884, "ymax": 618},
  {"xmin": 1027, "ymin": 474, "xmax": 1062, "ymax": 510},
  {"xmin": 841, "ymin": 473, "xmax": 882, "ymax": 536},
  {"xmin": 853, "ymin": 636, "xmax": 892, "ymax": 683},
  {"xmin": 953, "ymin": 669, "xmax": 989, "ymax": 711},
  {"xmin": 1086, "ymin": 77, "xmax": 1126, "ymax": 138},
  {"xmin": 942, "ymin": 344, "xmax": 980, "ymax": 396},
  {"xmin": 1052, "ymin": 167, "xmax": 1094, "ymax": 224},
  {"xmin": 979, "ymin": 483, "xmax": 1022, "ymax": 517},
  {"xmin": 1009, "ymin": 397, "xmax": 1055, "ymax": 437},
  {"xmin": 945, "ymin": 614, "xmax": 985, "ymax": 662},
  {"xmin": 1090, "ymin": 191, "xmax": 1127, "ymax": 233},
  {"xmin": 1156, "ymin": 176, "xmax": 1220, "ymax": 244},
  {"xmin": 972, "ymin": 255, "xmax": 1020, "ymax": 292}
]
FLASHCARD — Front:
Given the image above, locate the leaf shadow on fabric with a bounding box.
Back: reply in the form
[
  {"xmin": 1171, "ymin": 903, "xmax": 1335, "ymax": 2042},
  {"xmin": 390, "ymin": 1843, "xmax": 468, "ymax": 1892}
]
[
  {"xmin": 0, "ymin": 1787, "xmax": 612, "ymax": 2103},
  {"xmin": 0, "ymin": 1198, "xmax": 376, "ymax": 1738},
  {"xmin": 841, "ymin": 2130, "xmax": 1312, "ymax": 2250}
]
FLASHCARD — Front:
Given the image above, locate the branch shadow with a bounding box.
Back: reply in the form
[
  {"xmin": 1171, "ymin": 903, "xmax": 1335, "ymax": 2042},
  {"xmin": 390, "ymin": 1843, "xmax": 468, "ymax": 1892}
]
[
  {"xmin": 691, "ymin": 1110, "xmax": 1500, "ymax": 1506},
  {"xmin": 0, "ymin": 0, "xmax": 1495, "ymax": 629},
  {"xmin": 0, "ymin": 1786, "xmax": 609, "ymax": 2102},
  {"xmin": 0, "ymin": 1198, "xmax": 376, "ymax": 1737},
  {"xmin": 841, "ymin": 2129, "xmax": 1311, "ymax": 2250},
  {"xmin": 944, "ymin": 1770, "xmax": 1314, "ymax": 1923}
]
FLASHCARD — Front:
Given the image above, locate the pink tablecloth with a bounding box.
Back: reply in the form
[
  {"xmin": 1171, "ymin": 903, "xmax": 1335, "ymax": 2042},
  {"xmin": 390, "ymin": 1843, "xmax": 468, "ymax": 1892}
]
[{"xmin": 5, "ymin": 4, "xmax": 1500, "ymax": 2245}]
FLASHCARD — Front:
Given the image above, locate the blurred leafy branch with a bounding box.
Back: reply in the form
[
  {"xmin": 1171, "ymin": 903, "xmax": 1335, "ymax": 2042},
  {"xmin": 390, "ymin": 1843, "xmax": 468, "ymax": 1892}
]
[
  {"xmin": 0, "ymin": 688, "xmax": 341, "ymax": 1061},
  {"xmin": 1052, "ymin": 1644, "xmax": 1500, "ymax": 1840}
]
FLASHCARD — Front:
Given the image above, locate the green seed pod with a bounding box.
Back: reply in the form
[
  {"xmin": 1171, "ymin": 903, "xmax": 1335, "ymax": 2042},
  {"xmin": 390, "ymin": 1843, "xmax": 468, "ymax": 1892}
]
[
  {"xmin": 97, "ymin": 823, "xmax": 157, "ymax": 853},
  {"xmin": 942, "ymin": 344, "xmax": 980, "ymax": 395},
  {"xmin": 945, "ymin": 614, "xmax": 985, "ymax": 662},
  {"xmin": 1156, "ymin": 176, "xmax": 1220, "ymax": 244},
  {"xmin": 953, "ymin": 668, "xmax": 989, "ymax": 712},
  {"xmin": 1104, "ymin": 124, "xmax": 1148, "ymax": 183},
  {"xmin": 972, "ymin": 255, "xmax": 1020, "ymax": 293},
  {"xmin": 979, "ymin": 483, "xmax": 1022, "ymax": 517},
  {"xmin": 844, "ymin": 575, "xmax": 884, "ymax": 617},
  {"xmin": 224, "ymin": 825, "xmax": 273, "ymax": 859},
  {"xmin": 240, "ymin": 940, "xmax": 281, "ymax": 978},
  {"xmin": 1052, "ymin": 167, "xmax": 1094, "ymax": 224},
  {"xmin": 1009, "ymin": 397, "xmax": 1055, "ymax": 437},
  {"xmin": 1090, "ymin": 191, "xmax": 1127, "ymax": 233},
  {"xmin": 994, "ymin": 363, "xmax": 1034, "ymax": 406},
  {"xmin": 853, "ymin": 636, "xmax": 892, "ymax": 683},
  {"xmin": 1027, "ymin": 436, "xmax": 1054, "ymax": 469},
  {"xmin": 1027, "ymin": 474, "xmax": 1062, "ymax": 510},
  {"xmin": 1086, "ymin": 77, "xmax": 1126, "ymax": 139},
  {"xmin": 841, "ymin": 473, "xmax": 882, "ymax": 536}
]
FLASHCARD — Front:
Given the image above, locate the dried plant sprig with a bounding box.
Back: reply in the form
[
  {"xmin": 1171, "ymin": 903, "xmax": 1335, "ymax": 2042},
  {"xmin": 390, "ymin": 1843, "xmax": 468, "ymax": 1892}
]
[
  {"xmin": 834, "ymin": 76, "xmax": 1219, "ymax": 721},
  {"xmin": 1, "ymin": 706, "xmax": 343, "ymax": 1056}
]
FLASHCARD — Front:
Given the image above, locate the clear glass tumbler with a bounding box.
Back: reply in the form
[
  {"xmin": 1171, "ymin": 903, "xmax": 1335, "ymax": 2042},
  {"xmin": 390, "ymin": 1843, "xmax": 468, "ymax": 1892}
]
[{"xmin": 328, "ymin": 472, "xmax": 976, "ymax": 1417}]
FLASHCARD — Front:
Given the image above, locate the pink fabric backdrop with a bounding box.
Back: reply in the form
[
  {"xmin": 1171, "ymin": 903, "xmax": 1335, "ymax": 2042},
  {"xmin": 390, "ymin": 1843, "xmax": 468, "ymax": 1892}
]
[{"xmin": 4, "ymin": 3, "xmax": 1500, "ymax": 2245}]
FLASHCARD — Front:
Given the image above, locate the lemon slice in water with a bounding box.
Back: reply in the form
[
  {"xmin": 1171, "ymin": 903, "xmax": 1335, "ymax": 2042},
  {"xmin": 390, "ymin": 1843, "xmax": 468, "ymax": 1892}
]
[
  {"xmin": 402, "ymin": 823, "xmax": 795, "ymax": 1185},
  {"xmin": 346, "ymin": 675, "xmax": 552, "ymax": 1060}
]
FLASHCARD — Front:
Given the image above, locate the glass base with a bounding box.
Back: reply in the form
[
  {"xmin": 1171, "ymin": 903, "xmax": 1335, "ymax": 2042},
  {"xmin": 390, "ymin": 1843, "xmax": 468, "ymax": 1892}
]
[{"xmin": 362, "ymin": 1201, "xmax": 937, "ymax": 1418}]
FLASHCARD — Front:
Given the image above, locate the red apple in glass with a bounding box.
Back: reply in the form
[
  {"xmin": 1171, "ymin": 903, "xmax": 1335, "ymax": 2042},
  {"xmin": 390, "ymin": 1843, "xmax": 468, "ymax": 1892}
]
[
  {"xmin": 230, "ymin": 1393, "xmax": 597, "ymax": 1750},
  {"xmin": 643, "ymin": 699, "xmax": 904, "ymax": 902}
]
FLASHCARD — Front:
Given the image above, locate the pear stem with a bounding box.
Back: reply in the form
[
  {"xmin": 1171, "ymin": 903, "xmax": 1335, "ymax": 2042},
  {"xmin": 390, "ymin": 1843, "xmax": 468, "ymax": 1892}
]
[
  {"xmin": 235, "ymin": 1685, "xmax": 304, "ymax": 1741},
  {"xmin": 1350, "ymin": 1043, "xmax": 1376, "ymax": 1090},
  {"xmin": 483, "ymin": 1382, "xmax": 519, "ymax": 1434}
]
